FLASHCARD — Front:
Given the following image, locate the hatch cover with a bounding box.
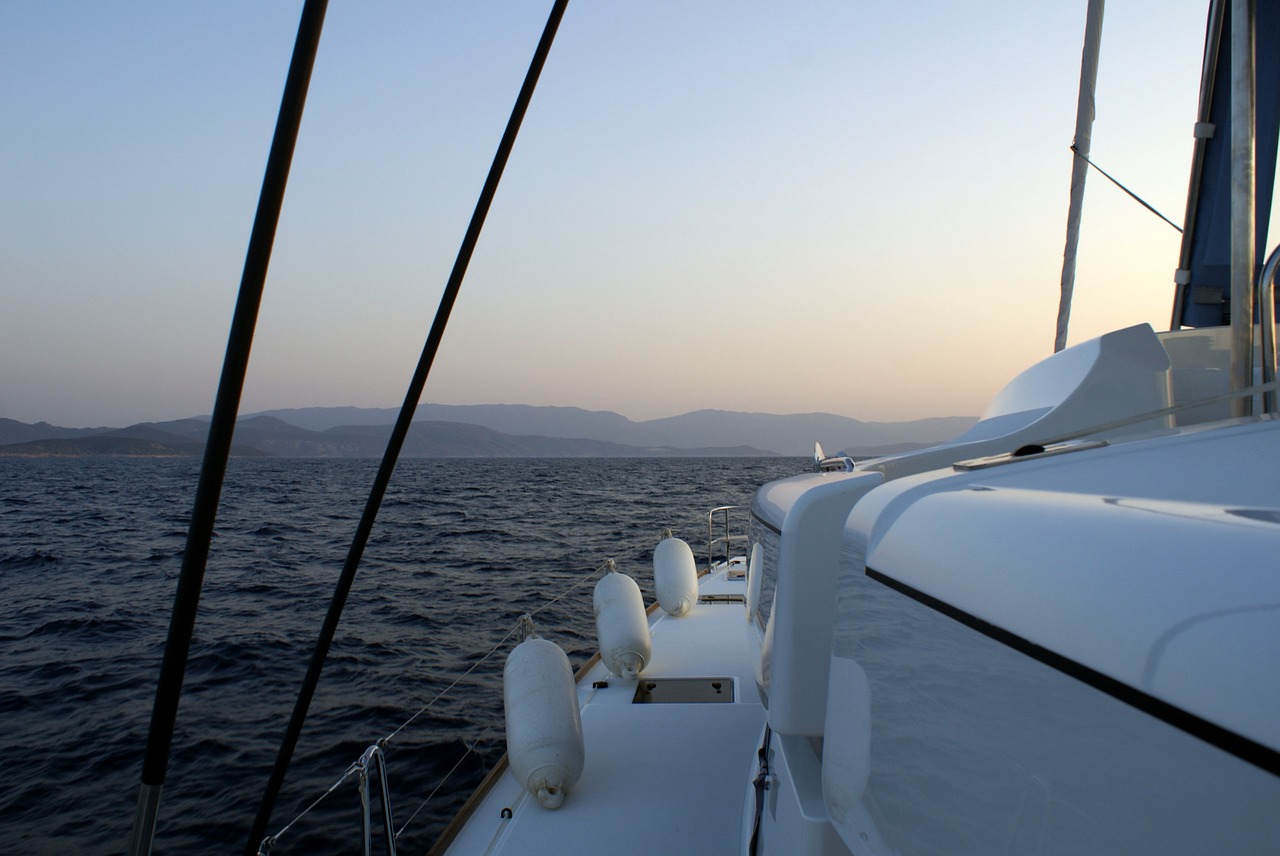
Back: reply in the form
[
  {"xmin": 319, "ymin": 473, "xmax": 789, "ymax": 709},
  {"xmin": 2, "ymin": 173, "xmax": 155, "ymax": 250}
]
[{"xmin": 632, "ymin": 678, "xmax": 734, "ymax": 704}]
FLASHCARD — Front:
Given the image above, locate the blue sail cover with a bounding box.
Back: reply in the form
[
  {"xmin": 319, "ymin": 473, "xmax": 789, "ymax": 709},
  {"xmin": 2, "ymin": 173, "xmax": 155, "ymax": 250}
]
[{"xmin": 1175, "ymin": 0, "xmax": 1280, "ymax": 328}]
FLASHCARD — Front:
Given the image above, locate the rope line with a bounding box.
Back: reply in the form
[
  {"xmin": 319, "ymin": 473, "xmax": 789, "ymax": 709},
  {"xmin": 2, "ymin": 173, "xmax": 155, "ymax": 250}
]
[{"xmin": 1071, "ymin": 145, "xmax": 1184, "ymax": 233}]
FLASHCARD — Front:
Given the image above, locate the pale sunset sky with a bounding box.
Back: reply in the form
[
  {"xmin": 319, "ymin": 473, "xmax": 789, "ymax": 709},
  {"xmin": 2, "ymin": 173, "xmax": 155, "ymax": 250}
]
[{"xmin": 1, "ymin": 1, "xmax": 1226, "ymax": 428}]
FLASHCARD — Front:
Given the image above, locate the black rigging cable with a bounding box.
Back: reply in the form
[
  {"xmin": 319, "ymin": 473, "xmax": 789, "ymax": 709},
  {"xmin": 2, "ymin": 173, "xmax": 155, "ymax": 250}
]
[
  {"xmin": 244, "ymin": 2, "xmax": 570, "ymax": 853},
  {"xmin": 1071, "ymin": 144, "xmax": 1184, "ymax": 233},
  {"xmin": 128, "ymin": 4, "xmax": 330, "ymax": 856}
]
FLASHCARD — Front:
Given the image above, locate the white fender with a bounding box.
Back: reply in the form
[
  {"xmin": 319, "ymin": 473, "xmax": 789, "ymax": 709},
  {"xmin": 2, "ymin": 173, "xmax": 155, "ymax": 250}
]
[
  {"xmin": 653, "ymin": 536, "xmax": 698, "ymax": 617},
  {"xmin": 745, "ymin": 541, "xmax": 763, "ymax": 623},
  {"xmin": 593, "ymin": 569, "xmax": 651, "ymax": 679},
  {"xmin": 503, "ymin": 632, "xmax": 584, "ymax": 809}
]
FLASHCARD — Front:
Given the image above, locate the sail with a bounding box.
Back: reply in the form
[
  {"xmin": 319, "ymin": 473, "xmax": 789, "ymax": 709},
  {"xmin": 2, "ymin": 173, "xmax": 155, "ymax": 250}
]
[{"xmin": 1173, "ymin": 0, "xmax": 1280, "ymax": 328}]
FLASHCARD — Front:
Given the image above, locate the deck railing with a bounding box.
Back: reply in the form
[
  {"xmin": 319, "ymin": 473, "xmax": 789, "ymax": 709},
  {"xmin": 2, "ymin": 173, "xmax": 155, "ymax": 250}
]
[{"xmin": 706, "ymin": 505, "xmax": 749, "ymax": 572}]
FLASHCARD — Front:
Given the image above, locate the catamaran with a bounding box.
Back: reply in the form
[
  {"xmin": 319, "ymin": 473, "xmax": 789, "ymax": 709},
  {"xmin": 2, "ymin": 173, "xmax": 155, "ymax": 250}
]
[{"xmin": 129, "ymin": 1, "xmax": 1279, "ymax": 854}]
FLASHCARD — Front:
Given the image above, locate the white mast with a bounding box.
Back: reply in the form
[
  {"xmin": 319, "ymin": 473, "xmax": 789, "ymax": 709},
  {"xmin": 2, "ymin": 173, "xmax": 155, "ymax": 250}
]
[{"xmin": 1055, "ymin": 0, "xmax": 1106, "ymax": 353}]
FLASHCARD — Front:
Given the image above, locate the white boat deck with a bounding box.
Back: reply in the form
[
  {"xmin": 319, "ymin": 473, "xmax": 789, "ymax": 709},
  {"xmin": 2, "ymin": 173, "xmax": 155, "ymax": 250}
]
[{"xmin": 435, "ymin": 567, "xmax": 765, "ymax": 856}]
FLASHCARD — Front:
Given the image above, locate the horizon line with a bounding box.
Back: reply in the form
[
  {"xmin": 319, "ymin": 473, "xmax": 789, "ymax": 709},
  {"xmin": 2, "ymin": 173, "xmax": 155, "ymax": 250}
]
[{"xmin": 2, "ymin": 403, "xmax": 981, "ymax": 432}]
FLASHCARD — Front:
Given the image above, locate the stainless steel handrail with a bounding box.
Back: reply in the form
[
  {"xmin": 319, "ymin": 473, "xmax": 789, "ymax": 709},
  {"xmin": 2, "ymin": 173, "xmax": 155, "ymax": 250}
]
[
  {"xmin": 1229, "ymin": 0, "xmax": 1258, "ymax": 417},
  {"xmin": 356, "ymin": 743, "xmax": 397, "ymax": 856},
  {"xmin": 1257, "ymin": 243, "xmax": 1280, "ymax": 413},
  {"xmin": 706, "ymin": 505, "xmax": 748, "ymax": 571}
]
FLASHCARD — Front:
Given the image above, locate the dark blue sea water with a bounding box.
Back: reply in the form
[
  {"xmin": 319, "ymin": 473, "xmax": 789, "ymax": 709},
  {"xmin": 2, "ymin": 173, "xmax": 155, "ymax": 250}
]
[{"xmin": 0, "ymin": 456, "xmax": 801, "ymax": 854}]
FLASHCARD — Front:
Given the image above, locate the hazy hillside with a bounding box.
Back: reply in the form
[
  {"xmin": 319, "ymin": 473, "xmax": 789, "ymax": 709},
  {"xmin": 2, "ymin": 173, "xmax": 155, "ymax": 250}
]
[
  {"xmin": 2, "ymin": 405, "xmax": 976, "ymax": 458},
  {"xmin": 0, "ymin": 418, "xmax": 112, "ymax": 445},
  {"xmin": 253, "ymin": 404, "xmax": 646, "ymax": 444},
  {"xmin": 249, "ymin": 405, "xmax": 976, "ymax": 456},
  {"xmin": 0, "ymin": 417, "xmax": 774, "ymax": 458}
]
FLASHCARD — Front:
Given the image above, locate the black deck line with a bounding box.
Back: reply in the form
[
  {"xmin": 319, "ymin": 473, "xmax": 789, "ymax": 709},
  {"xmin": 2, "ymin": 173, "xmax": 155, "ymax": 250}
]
[{"xmin": 865, "ymin": 566, "xmax": 1280, "ymax": 778}]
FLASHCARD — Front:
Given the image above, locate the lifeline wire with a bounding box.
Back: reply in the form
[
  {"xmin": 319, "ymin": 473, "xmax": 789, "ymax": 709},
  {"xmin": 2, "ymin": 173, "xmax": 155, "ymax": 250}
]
[
  {"xmin": 261, "ymin": 525, "xmax": 686, "ymax": 849},
  {"xmin": 393, "ymin": 730, "xmax": 497, "ymax": 841},
  {"xmin": 257, "ymin": 552, "xmax": 623, "ymax": 850},
  {"xmin": 257, "ymin": 763, "xmax": 360, "ymax": 855},
  {"xmin": 384, "ymin": 554, "xmax": 613, "ymax": 745}
]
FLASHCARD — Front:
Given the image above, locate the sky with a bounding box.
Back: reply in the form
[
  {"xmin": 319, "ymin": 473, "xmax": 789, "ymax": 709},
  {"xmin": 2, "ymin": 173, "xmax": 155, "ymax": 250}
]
[{"xmin": 0, "ymin": 1, "xmax": 1227, "ymax": 428}]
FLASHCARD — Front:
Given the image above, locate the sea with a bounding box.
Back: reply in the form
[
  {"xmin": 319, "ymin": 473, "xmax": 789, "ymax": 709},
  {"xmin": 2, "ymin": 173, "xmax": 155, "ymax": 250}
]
[{"xmin": 0, "ymin": 456, "xmax": 802, "ymax": 855}]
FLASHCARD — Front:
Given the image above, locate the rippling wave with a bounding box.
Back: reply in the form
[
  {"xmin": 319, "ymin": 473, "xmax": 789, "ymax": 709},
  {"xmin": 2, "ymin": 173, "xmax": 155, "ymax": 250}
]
[{"xmin": 0, "ymin": 456, "xmax": 799, "ymax": 854}]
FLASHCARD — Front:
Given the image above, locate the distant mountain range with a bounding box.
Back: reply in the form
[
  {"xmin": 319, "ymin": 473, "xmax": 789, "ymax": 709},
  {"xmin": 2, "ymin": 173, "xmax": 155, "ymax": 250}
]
[{"xmin": 0, "ymin": 405, "xmax": 977, "ymax": 458}]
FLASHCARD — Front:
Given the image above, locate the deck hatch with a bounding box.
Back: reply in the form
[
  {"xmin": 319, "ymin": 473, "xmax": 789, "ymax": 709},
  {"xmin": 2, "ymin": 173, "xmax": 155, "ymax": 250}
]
[
  {"xmin": 699, "ymin": 593, "xmax": 746, "ymax": 604},
  {"xmin": 632, "ymin": 677, "xmax": 734, "ymax": 704}
]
